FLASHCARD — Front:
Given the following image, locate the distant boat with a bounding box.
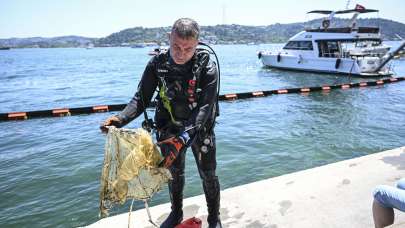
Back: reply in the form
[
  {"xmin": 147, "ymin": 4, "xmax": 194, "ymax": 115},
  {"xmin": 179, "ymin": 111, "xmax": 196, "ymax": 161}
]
[
  {"xmin": 0, "ymin": 47, "xmax": 11, "ymax": 50},
  {"xmin": 148, "ymin": 46, "xmax": 168, "ymax": 56},
  {"xmin": 131, "ymin": 43, "xmax": 146, "ymax": 48},
  {"xmin": 85, "ymin": 43, "xmax": 94, "ymax": 49}
]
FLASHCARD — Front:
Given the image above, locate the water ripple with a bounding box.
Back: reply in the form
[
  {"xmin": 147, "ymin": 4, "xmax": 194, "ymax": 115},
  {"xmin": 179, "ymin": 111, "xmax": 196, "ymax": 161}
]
[{"xmin": 0, "ymin": 45, "xmax": 405, "ymax": 227}]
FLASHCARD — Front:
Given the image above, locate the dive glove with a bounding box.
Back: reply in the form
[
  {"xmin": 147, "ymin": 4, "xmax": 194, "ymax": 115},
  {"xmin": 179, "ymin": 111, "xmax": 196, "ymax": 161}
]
[{"xmin": 158, "ymin": 132, "xmax": 190, "ymax": 168}]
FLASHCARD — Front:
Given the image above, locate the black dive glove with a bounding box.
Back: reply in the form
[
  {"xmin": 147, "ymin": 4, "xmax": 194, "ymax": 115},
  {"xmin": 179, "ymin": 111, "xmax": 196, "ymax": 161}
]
[{"xmin": 158, "ymin": 132, "xmax": 190, "ymax": 168}]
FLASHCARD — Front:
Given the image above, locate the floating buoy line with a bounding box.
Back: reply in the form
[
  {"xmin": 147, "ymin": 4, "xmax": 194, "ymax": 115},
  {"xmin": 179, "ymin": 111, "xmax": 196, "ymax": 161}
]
[{"xmin": 1, "ymin": 77, "xmax": 404, "ymax": 122}]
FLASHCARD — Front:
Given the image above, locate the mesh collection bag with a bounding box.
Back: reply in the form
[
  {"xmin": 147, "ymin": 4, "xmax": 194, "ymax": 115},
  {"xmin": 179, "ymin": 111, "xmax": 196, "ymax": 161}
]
[{"xmin": 99, "ymin": 126, "xmax": 171, "ymax": 218}]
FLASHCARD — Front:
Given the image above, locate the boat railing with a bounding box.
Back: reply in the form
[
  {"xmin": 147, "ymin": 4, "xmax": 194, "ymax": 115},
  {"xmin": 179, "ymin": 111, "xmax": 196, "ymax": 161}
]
[
  {"xmin": 306, "ymin": 27, "xmax": 352, "ymax": 33},
  {"xmin": 320, "ymin": 52, "xmax": 342, "ymax": 58},
  {"xmin": 356, "ymin": 27, "xmax": 379, "ymax": 34},
  {"xmin": 305, "ymin": 26, "xmax": 379, "ymax": 34}
]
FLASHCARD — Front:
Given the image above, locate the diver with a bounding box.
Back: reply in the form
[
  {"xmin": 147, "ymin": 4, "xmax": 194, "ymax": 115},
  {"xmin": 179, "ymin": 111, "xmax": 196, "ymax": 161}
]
[{"xmin": 101, "ymin": 18, "xmax": 222, "ymax": 228}]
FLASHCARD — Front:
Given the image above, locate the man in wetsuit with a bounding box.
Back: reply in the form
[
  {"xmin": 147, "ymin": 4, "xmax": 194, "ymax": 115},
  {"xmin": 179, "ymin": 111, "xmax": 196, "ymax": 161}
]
[{"xmin": 101, "ymin": 18, "xmax": 221, "ymax": 228}]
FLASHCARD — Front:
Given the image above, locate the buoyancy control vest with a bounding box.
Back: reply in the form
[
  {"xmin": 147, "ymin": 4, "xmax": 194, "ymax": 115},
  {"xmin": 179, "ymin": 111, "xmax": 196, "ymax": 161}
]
[{"xmin": 153, "ymin": 49, "xmax": 215, "ymax": 131}]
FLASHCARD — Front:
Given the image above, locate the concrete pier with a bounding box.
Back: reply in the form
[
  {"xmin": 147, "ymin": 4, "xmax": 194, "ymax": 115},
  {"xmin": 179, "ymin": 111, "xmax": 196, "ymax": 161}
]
[{"xmin": 87, "ymin": 147, "xmax": 405, "ymax": 228}]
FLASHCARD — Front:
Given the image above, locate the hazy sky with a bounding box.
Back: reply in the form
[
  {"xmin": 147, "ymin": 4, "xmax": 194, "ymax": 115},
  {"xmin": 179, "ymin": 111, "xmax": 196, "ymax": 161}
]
[{"xmin": 1, "ymin": 0, "xmax": 404, "ymax": 38}]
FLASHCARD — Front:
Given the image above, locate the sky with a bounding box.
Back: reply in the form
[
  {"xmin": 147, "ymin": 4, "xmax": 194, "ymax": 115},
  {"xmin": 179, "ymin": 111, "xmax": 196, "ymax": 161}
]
[{"xmin": 0, "ymin": 0, "xmax": 404, "ymax": 39}]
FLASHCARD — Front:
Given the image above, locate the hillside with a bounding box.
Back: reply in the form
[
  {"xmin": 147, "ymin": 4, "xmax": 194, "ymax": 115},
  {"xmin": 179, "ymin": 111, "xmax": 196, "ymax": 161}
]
[
  {"xmin": 0, "ymin": 36, "xmax": 96, "ymax": 48},
  {"xmin": 1, "ymin": 18, "xmax": 404, "ymax": 48}
]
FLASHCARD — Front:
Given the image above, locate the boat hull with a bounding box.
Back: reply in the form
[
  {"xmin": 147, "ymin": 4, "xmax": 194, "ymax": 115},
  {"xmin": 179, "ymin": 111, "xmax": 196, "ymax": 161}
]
[{"xmin": 260, "ymin": 53, "xmax": 391, "ymax": 77}]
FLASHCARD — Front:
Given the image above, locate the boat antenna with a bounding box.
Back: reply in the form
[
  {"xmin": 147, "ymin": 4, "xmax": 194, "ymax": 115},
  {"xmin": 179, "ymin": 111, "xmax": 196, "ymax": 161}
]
[{"xmin": 345, "ymin": 0, "xmax": 351, "ymax": 10}]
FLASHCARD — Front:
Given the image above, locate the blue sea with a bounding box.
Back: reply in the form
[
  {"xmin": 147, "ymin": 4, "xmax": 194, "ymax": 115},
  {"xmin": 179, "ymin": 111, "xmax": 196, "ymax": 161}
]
[{"xmin": 1, "ymin": 43, "xmax": 405, "ymax": 227}]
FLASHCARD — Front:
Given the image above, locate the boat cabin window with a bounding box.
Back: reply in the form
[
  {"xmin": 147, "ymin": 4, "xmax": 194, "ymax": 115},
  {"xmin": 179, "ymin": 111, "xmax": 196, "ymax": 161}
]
[
  {"xmin": 283, "ymin": 41, "xmax": 313, "ymax": 50},
  {"xmin": 355, "ymin": 40, "xmax": 382, "ymax": 48},
  {"xmin": 317, "ymin": 41, "xmax": 342, "ymax": 58}
]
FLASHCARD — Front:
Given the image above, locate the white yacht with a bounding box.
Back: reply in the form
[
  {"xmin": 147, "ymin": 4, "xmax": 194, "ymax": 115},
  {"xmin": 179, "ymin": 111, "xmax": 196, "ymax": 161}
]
[{"xmin": 258, "ymin": 5, "xmax": 405, "ymax": 76}]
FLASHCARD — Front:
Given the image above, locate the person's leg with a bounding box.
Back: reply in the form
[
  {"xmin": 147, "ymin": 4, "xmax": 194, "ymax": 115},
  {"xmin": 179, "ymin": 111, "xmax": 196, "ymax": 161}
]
[
  {"xmin": 373, "ymin": 198, "xmax": 394, "ymax": 228},
  {"xmin": 160, "ymin": 147, "xmax": 186, "ymax": 228},
  {"xmin": 372, "ymin": 184, "xmax": 405, "ymax": 228},
  {"xmin": 192, "ymin": 132, "xmax": 222, "ymax": 228},
  {"xmin": 374, "ymin": 185, "xmax": 405, "ymax": 212}
]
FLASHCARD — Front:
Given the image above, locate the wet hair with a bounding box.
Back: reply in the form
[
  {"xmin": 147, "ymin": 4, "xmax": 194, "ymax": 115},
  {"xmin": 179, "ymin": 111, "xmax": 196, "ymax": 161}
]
[{"xmin": 171, "ymin": 18, "xmax": 200, "ymax": 40}]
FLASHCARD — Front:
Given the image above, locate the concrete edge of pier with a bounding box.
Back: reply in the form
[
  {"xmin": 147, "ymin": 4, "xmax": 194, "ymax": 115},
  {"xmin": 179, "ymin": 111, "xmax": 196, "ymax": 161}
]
[{"xmin": 87, "ymin": 146, "xmax": 405, "ymax": 228}]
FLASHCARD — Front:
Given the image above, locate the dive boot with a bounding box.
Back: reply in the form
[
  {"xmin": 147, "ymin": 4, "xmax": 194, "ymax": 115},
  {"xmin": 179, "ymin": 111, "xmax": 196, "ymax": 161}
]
[
  {"xmin": 203, "ymin": 175, "xmax": 221, "ymax": 228},
  {"xmin": 160, "ymin": 210, "xmax": 183, "ymax": 228},
  {"xmin": 161, "ymin": 167, "xmax": 185, "ymax": 228},
  {"xmin": 208, "ymin": 219, "xmax": 222, "ymax": 228}
]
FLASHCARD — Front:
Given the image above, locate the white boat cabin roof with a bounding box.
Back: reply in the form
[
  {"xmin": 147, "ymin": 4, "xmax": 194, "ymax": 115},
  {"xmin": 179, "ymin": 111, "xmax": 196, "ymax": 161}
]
[
  {"xmin": 297, "ymin": 5, "xmax": 381, "ymax": 42},
  {"xmin": 289, "ymin": 29, "xmax": 381, "ymax": 43}
]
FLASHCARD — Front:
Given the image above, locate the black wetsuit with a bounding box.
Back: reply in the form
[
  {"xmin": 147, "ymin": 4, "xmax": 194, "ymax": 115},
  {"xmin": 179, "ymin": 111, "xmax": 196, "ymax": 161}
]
[{"xmin": 116, "ymin": 50, "xmax": 221, "ymax": 226}]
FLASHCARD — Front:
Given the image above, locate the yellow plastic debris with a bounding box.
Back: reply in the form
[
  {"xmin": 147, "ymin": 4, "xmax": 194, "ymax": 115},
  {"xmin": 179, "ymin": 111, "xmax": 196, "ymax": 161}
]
[{"xmin": 99, "ymin": 126, "xmax": 171, "ymax": 217}]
